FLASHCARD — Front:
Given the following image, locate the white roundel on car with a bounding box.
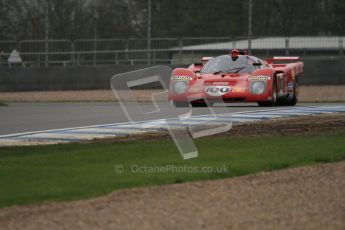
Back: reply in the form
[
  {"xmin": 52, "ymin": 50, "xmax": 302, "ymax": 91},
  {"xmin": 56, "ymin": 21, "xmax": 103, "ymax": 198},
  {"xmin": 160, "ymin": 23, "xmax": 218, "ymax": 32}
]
[{"xmin": 205, "ymin": 86, "xmax": 231, "ymax": 96}]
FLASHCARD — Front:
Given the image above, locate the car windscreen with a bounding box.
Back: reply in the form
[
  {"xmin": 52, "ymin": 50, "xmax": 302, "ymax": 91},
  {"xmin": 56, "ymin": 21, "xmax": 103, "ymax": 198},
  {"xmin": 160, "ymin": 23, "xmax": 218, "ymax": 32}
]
[{"xmin": 200, "ymin": 55, "xmax": 258, "ymax": 74}]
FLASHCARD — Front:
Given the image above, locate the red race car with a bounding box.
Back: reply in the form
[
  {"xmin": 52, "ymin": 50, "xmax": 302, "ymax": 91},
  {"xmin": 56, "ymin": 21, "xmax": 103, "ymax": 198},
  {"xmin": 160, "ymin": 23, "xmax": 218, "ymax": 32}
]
[{"xmin": 168, "ymin": 49, "xmax": 304, "ymax": 107}]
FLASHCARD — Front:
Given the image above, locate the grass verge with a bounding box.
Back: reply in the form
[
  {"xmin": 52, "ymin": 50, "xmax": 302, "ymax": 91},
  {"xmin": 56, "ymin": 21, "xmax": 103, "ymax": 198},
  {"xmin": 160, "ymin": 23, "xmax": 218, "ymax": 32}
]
[
  {"xmin": 1, "ymin": 132, "xmax": 345, "ymax": 208},
  {"xmin": 0, "ymin": 101, "xmax": 7, "ymax": 106}
]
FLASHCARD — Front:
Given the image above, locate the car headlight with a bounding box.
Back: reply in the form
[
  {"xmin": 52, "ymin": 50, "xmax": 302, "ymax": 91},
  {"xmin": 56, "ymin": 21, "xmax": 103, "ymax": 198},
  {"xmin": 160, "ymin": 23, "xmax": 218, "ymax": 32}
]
[
  {"xmin": 250, "ymin": 81, "xmax": 266, "ymax": 95},
  {"xmin": 172, "ymin": 81, "xmax": 188, "ymax": 95}
]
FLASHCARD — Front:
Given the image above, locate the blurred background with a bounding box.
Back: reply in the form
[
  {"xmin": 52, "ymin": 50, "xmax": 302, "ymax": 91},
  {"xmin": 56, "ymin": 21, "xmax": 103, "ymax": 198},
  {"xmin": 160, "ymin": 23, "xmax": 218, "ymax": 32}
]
[{"xmin": 0, "ymin": 0, "xmax": 344, "ymax": 92}]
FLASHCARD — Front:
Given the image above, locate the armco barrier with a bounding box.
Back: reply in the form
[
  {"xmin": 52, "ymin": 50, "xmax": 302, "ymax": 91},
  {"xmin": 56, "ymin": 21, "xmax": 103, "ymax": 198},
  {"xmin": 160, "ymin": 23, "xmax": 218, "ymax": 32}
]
[
  {"xmin": 0, "ymin": 57, "xmax": 344, "ymax": 91},
  {"xmin": 0, "ymin": 65, "xmax": 165, "ymax": 91},
  {"xmin": 301, "ymin": 57, "xmax": 345, "ymax": 85}
]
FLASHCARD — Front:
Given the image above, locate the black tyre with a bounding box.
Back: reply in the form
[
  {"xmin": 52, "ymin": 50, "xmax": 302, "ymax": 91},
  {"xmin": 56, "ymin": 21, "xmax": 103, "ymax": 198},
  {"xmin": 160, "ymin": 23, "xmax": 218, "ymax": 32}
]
[
  {"xmin": 172, "ymin": 101, "xmax": 190, "ymax": 108},
  {"xmin": 191, "ymin": 100, "xmax": 214, "ymax": 107},
  {"xmin": 258, "ymin": 101, "xmax": 274, "ymax": 107}
]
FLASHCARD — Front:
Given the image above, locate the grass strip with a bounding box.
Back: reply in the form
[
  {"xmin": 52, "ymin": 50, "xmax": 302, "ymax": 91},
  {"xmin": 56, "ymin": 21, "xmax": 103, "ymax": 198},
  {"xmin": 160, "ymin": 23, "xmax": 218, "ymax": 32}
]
[{"xmin": 0, "ymin": 132, "xmax": 345, "ymax": 208}]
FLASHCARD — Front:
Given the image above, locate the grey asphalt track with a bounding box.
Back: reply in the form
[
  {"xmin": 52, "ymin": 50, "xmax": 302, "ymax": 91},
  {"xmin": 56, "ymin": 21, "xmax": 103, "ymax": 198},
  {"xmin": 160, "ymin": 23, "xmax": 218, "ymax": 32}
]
[{"xmin": 0, "ymin": 102, "xmax": 337, "ymax": 135}]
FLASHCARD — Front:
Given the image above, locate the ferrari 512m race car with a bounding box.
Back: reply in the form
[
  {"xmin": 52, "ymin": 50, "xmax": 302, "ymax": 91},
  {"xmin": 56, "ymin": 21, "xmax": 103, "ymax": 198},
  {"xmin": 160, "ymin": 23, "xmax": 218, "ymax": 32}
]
[{"xmin": 168, "ymin": 49, "xmax": 304, "ymax": 107}]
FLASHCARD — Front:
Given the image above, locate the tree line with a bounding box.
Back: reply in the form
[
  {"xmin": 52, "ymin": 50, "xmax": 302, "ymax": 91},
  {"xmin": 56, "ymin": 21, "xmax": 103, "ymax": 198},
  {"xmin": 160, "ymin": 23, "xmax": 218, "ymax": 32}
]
[{"xmin": 0, "ymin": 0, "xmax": 344, "ymax": 40}]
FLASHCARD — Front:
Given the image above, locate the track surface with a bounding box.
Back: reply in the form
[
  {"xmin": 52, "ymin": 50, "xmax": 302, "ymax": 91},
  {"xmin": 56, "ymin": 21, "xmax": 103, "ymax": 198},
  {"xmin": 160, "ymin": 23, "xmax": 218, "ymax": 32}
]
[
  {"xmin": 0, "ymin": 102, "xmax": 336, "ymax": 135},
  {"xmin": 1, "ymin": 103, "xmax": 345, "ymax": 147}
]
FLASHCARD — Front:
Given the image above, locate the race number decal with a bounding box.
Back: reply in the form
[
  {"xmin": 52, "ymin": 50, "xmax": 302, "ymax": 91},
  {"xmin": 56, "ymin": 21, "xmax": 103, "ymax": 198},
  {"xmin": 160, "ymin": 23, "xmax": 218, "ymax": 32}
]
[{"xmin": 205, "ymin": 86, "xmax": 231, "ymax": 96}]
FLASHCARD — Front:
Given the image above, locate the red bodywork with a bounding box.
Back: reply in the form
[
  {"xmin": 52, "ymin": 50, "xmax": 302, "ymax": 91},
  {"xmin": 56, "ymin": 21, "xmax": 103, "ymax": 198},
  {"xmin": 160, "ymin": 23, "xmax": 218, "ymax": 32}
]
[{"xmin": 168, "ymin": 51, "xmax": 304, "ymax": 107}]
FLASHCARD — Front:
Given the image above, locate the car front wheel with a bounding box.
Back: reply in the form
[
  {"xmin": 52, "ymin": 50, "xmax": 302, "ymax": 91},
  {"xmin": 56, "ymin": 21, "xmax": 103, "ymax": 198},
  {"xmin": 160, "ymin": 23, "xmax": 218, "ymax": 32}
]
[
  {"xmin": 258, "ymin": 77, "xmax": 277, "ymax": 107},
  {"xmin": 172, "ymin": 101, "xmax": 190, "ymax": 108}
]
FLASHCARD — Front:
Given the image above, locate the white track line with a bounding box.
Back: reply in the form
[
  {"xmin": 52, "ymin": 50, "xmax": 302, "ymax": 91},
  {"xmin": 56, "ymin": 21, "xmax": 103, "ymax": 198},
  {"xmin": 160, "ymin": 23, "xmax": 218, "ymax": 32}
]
[{"xmin": 1, "ymin": 105, "xmax": 344, "ymax": 147}]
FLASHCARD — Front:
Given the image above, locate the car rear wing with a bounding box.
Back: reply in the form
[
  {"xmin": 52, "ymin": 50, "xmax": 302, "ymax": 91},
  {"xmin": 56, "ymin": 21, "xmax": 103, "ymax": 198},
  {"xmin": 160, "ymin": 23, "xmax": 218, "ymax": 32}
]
[
  {"xmin": 201, "ymin": 57, "xmax": 213, "ymax": 62},
  {"xmin": 266, "ymin": 56, "xmax": 300, "ymax": 64}
]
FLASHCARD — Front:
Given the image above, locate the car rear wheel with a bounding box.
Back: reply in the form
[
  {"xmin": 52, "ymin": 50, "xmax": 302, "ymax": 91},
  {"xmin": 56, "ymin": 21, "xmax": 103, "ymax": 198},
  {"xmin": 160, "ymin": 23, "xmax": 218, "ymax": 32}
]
[{"xmin": 276, "ymin": 77, "xmax": 299, "ymax": 106}]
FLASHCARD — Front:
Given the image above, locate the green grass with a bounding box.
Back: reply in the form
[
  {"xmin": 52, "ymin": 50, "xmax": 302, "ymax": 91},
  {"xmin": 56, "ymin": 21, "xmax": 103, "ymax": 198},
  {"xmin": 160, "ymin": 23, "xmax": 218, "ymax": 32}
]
[
  {"xmin": 0, "ymin": 101, "xmax": 7, "ymax": 106},
  {"xmin": 1, "ymin": 132, "xmax": 345, "ymax": 208}
]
